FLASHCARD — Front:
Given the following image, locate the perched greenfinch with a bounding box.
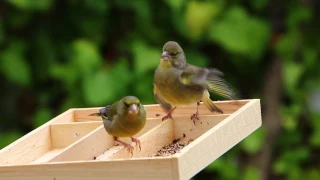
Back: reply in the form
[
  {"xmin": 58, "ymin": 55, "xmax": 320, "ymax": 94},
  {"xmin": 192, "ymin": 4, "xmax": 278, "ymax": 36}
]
[
  {"xmin": 153, "ymin": 41, "xmax": 237, "ymax": 124},
  {"xmin": 90, "ymin": 96, "xmax": 146, "ymax": 155}
]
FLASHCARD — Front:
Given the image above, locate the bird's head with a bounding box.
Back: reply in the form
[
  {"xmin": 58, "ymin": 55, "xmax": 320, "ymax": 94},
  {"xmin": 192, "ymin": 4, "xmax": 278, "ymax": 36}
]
[
  {"xmin": 122, "ymin": 96, "xmax": 141, "ymax": 115},
  {"xmin": 160, "ymin": 41, "xmax": 186, "ymax": 69}
]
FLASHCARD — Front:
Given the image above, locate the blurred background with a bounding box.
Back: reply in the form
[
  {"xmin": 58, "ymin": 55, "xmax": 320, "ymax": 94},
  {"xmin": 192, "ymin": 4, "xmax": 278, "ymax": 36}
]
[{"xmin": 0, "ymin": 0, "xmax": 320, "ymax": 179}]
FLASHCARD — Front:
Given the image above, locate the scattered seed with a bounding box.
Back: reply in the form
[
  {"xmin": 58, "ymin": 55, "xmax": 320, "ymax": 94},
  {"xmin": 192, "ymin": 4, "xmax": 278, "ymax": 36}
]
[
  {"xmin": 183, "ymin": 133, "xmax": 186, "ymax": 138},
  {"xmin": 149, "ymin": 138, "xmax": 194, "ymax": 157},
  {"xmin": 156, "ymin": 114, "xmax": 160, "ymax": 117},
  {"xmin": 172, "ymin": 138, "xmax": 180, "ymax": 143},
  {"xmin": 93, "ymin": 156, "xmax": 96, "ymax": 160}
]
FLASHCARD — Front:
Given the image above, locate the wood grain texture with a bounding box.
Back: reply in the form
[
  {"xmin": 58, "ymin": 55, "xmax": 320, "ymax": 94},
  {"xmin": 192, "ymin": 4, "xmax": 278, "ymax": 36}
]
[
  {"xmin": 50, "ymin": 121, "xmax": 102, "ymax": 149},
  {"xmin": 109, "ymin": 119, "xmax": 175, "ymax": 159},
  {"xmin": 48, "ymin": 125, "xmax": 112, "ymax": 162},
  {"xmin": 0, "ymin": 109, "xmax": 74, "ymax": 165},
  {"xmin": 73, "ymin": 100, "xmax": 248, "ymax": 122},
  {"xmin": 31, "ymin": 149, "xmax": 64, "ymax": 164},
  {"xmin": 0, "ymin": 99, "xmax": 262, "ymax": 180},
  {"xmin": 173, "ymin": 99, "xmax": 262, "ymax": 180},
  {"xmin": 0, "ymin": 158, "xmax": 174, "ymax": 180},
  {"xmin": 172, "ymin": 114, "xmax": 229, "ymax": 143},
  {"xmin": 0, "ymin": 126, "xmax": 51, "ymax": 166}
]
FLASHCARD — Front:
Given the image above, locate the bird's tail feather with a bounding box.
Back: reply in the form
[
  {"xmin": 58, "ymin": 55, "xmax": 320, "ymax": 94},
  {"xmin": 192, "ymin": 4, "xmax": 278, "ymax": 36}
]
[
  {"xmin": 202, "ymin": 91, "xmax": 223, "ymax": 113},
  {"xmin": 89, "ymin": 113, "xmax": 102, "ymax": 117}
]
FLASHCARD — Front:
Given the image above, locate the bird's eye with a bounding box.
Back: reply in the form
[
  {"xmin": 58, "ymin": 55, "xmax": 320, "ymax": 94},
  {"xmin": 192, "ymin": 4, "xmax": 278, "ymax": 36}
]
[
  {"xmin": 124, "ymin": 102, "xmax": 130, "ymax": 108},
  {"xmin": 171, "ymin": 52, "xmax": 177, "ymax": 56}
]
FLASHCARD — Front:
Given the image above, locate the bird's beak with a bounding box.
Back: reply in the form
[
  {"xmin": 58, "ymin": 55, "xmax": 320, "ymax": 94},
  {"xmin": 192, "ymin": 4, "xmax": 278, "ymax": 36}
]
[
  {"xmin": 128, "ymin": 104, "xmax": 139, "ymax": 114},
  {"xmin": 161, "ymin": 51, "xmax": 171, "ymax": 61}
]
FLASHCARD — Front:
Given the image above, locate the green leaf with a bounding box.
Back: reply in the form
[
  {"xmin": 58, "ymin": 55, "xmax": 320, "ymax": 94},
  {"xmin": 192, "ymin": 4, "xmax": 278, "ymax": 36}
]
[
  {"xmin": 306, "ymin": 168, "xmax": 320, "ymax": 180},
  {"xmin": 83, "ymin": 70, "xmax": 114, "ymax": 105},
  {"xmin": 8, "ymin": 0, "xmax": 53, "ymax": 11},
  {"xmin": 309, "ymin": 113, "xmax": 320, "ymax": 147},
  {"xmin": 273, "ymin": 147, "xmax": 310, "ymax": 174},
  {"xmin": 132, "ymin": 40, "xmax": 160, "ymax": 74},
  {"xmin": 33, "ymin": 108, "xmax": 52, "ymax": 128},
  {"xmin": 70, "ymin": 39, "xmax": 102, "ymax": 76},
  {"xmin": 240, "ymin": 126, "xmax": 265, "ymax": 154},
  {"xmin": 242, "ymin": 166, "xmax": 261, "ymax": 180},
  {"xmin": 281, "ymin": 104, "xmax": 302, "ymax": 131},
  {"xmin": 135, "ymin": 73, "xmax": 155, "ymax": 104},
  {"xmin": 250, "ymin": 0, "xmax": 269, "ymax": 10},
  {"xmin": 164, "ymin": 0, "xmax": 185, "ymax": 12},
  {"xmin": 0, "ymin": 40, "xmax": 31, "ymax": 86},
  {"xmin": 283, "ymin": 61, "xmax": 304, "ymax": 95},
  {"xmin": 287, "ymin": 5, "xmax": 313, "ymax": 28},
  {"xmin": 206, "ymin": 156, "xmax": 239, "ymax": 179},
  {"xmin": 209, "ymin": 6, "xmax": 270, "ymax": 59},
  {"xmin": 50, "ymin": 63, "xmax": 78, "ymax": 87},
  {"xmin": 0, "ymin": 131, "xmax": 22, "ymax": 149},
  {"xmin": 185, "ymin": 0, "xmax": 224, "ymax": 40},
  {"xmin": 185, "ymin": 50, "xmax": 209, "ymax": 67},
  {"xmin": 84, "ymin": 0, "xmax": 108, "ymax": 14},
  {"xmin": 83, "ymin": 59, "xmax": 131, "ymax": 105}
]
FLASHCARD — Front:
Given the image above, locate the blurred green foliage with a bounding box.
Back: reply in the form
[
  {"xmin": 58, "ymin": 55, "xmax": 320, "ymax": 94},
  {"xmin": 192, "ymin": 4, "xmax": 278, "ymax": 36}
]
[{"xmin": 0, "ymin": 0, "xmax": 320, "ymax": 179}]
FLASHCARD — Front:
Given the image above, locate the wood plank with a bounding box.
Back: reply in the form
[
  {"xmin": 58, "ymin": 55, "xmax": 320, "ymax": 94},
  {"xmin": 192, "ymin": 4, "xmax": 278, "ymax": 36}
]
[
  {"xmin": 51, "ymin": 109, "xmax": 74, "ymax": 123},
  {"xmin": 48, "ymin": 125, "xmax": 113, "ymax": 162},
  {"xmin": 172, "ymin": 114, "xmax": 229, "ymax": 143},
  {"xmin": 0, "ymin": 126, "xmax": 51, "ymax": 166},
  {"xmin": 109, "ymin": 119, "xmax": 175, "ymax": 159},
  {"xmin": 0, "ymin": 109, "xmax": 74, "ymax": 165},
  {"xmin": 174, "ymin": 99, "xmax": 262, "ymax": 180},
  {"xmin": 50, "ymin": 121, "xmax": 102, "ymax": 149},
  {"xmin": 0, "ymin": 158, "xmax": 174, "ymax": 180},
  {"xmin": 31, "ymin": 149, "xmax": 64, "ymax": 164},
  {"xmin": 73, "ymin": 100, "xmax": 247, "ymax": 122}
]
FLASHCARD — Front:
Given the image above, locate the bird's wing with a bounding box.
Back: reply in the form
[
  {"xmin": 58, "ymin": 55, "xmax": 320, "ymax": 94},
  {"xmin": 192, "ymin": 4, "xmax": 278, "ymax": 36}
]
[
  {"xmin": 181, "ymin": 64, "xmax": 208, "ymax": 87},
  {"xmin": 205, "ymin": 68, "xmax": 237, "ymax": 100},
  {"xmin": 181, "ymin": 65, "xmax": 237, "ymax": 100},
  {"xmin": 100, "ymin": 101, "xmax": 119, "ymax": 121},
  {"xmin": 153, "ymin": 84, "xmax": 173, "ymax": 113}
]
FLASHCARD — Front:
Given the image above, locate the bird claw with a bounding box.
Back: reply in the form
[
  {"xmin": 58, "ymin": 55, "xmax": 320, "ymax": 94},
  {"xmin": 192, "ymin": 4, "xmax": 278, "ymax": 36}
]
[
  {"xmin": 115, "ymin": 139, "xmax": 134, "ymax": 157},
  {"xmin": 162, "ymin": 113, "xmax": 173, "ymax": 121},
  {"xmin": 131, "ymin": 137, "xmax": 141, "ymax": 152},
  {"xmin": 124, "ymin": 144, "xmax": 134, "ymax": 157},
  {"xmin": 191, "ymin": 112, "xmax": 199, "ymax": 125}
]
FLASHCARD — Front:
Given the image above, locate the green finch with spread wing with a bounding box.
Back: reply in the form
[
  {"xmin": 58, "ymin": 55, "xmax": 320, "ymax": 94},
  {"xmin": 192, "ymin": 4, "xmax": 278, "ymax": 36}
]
[
  {"xmin": 153, "ymin": 41, "xmax": 237, "ymax": 124},
  {"xmin": 90, "ymin": 96, "xmax": 146, "ymax": 155}
]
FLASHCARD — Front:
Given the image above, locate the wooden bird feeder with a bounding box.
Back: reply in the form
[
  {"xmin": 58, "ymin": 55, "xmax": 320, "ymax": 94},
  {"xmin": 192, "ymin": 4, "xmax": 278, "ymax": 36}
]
[{"xmin": 0, "ymin": 99, "xmax": 261, "ymax": 180}]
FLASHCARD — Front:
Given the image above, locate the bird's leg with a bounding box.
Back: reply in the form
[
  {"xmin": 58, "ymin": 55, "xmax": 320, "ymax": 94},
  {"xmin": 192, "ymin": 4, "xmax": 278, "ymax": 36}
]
[
  {"xmin": 114, "ymin": 137, "xmax": 134, "ymax": 156},
  {"xmin": 162, "ymin": 107, "xmax": 177, "ymax": 121},
  {"xmin": 131, "ymin": 137, "xmax": 141, "ymax": 152},
  {"xmin": 191, "ymin": 102, "xmax": 200, "ymax": 124}
]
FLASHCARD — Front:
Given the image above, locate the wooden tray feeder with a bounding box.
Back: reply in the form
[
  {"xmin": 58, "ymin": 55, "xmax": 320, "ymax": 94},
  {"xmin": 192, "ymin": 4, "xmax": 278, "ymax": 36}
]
[{"xmin": 0, "ymin": 99, "xmax": 261, "ymax": 180}]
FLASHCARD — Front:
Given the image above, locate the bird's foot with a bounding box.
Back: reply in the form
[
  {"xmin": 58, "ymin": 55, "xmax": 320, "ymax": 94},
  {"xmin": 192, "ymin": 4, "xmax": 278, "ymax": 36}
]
[
  {"xmin": 191, "ymin": 111, "xmax": 199, "ymax": 125},
  {"xmin": 162, "ymin": 113, "xmax": 173, "ymax": 121},
  {"xmin": 115, "ymin": 139, "xmax": 134, "ymax": 157},
  {"xmin": 162, "ymin": 107, "xmax": 177, "ymax": 121},
  {"xmin": 131, "ymin": 137, "xmax": 141, "ymax": 152}
]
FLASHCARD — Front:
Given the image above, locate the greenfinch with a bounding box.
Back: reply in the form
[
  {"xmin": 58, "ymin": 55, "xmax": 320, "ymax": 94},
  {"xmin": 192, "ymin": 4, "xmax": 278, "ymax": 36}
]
[
  {"xmin": 90, "ymin": 96, "xmax": 146, "ymax": 155},
  {"xmin": 153, "ymin": 41, "xmax": 237, "ymax": 124}
]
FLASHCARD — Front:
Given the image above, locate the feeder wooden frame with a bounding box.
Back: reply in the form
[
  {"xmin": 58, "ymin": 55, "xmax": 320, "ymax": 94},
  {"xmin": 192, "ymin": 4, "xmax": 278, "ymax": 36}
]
[{"xmin": 0, "ymin": 99, "xmax": 262, "ymax": 180}]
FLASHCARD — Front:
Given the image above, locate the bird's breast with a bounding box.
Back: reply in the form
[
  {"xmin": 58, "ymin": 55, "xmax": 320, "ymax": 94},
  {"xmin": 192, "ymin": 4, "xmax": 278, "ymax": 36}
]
[{"xmin": 154, "ymin": 68, "xmax": 204, "ymax": 105}]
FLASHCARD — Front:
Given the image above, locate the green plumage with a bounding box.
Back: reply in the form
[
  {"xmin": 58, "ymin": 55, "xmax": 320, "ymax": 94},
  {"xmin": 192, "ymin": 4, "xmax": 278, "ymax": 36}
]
[
  {"xmin": 89, "ymin": 96, "xmax": 146, "ymax": 156},
  {"xmin": 153, "ymin": 41, "xmax": 237, "ymax": 122},
  {"xmin": 91, "ymin": 96, "xmax": 146, "ymax": 138}
]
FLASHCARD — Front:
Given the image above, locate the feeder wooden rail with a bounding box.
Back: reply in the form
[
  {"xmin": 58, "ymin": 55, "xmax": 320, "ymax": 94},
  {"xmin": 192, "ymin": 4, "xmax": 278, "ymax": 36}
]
[{"xmin": 0, "ymin": 99, "xmax": 262, "ymax": 180}]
